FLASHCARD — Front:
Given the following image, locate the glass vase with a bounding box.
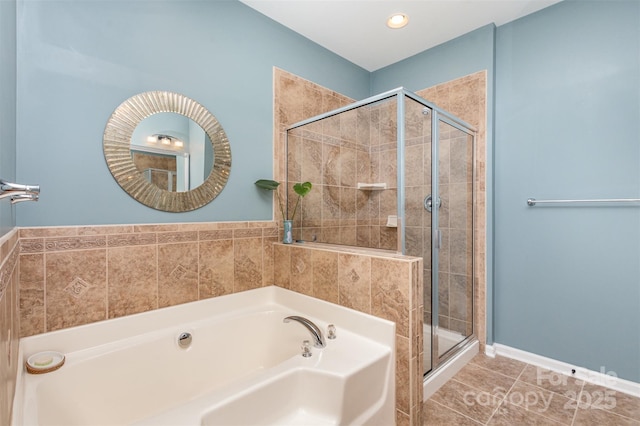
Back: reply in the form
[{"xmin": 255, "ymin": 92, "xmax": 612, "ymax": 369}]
[{"xmin": 283, "ymin": 220, "xmax": 293, "ymax": 244}]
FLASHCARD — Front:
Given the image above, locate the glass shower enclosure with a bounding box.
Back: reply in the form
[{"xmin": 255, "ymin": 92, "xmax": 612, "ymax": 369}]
[{"xmin": 285, "ymin": 88, "xmax": 476, "ymax": 376}]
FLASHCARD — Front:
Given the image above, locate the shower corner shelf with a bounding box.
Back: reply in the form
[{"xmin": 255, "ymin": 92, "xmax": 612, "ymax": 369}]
[{"xmin": 357, "ymin": 183, "xmax": 387, "ymax": 191}]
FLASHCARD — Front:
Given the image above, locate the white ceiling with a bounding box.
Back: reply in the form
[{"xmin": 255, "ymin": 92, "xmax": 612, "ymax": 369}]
[{"xmin": 240, "ymin": 0, "xmax": 563, "ymax": 71}]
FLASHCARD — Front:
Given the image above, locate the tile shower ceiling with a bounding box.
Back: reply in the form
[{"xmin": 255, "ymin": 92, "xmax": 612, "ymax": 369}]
[{"xmin": 240, "ymin": 0, "xmax": 563, "ymax": 71}]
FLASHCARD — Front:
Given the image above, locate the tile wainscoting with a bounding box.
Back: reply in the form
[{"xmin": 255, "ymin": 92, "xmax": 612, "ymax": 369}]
[{"xmin": 18, "ymin": 222, "xmax": 279, "ymax": 336}]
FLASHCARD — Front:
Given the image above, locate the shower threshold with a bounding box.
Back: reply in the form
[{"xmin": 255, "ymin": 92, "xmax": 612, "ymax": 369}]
[{"xmin": 423, "ymin": 336, "xmax": 479, "ymax": 401}]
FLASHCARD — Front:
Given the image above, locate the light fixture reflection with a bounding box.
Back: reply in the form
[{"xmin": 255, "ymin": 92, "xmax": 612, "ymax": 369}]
[{"xmin": 146, "ymin": 134, "xmax": 184, "ymax": 150}]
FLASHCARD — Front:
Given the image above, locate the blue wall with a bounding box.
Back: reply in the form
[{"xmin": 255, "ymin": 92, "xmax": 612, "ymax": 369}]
[
  {"xmin": 0, "ymin": 0, "xmax": 17, "ymax": 235},
  {"xmin": 494, "ymin": 0, "xmax": 640, "ymax": 381},
  {"xmin": 15, "ymin": 0, "xmax": 370, "ymax": 226},
  {"xmin": 370, "ymin": 23, "xmax": 495, "ymax": 95},
  {"xmin": 371, "ymin": 0, "xmax": 640, "ymax": 383}
]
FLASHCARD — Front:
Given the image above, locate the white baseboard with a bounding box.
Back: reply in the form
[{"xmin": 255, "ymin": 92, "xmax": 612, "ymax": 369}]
[
  {"xmin": 484, "ymin": 344, "xmax": 496, "ymax": 358},
  {"xmin": 486, "ymin": 343, "xmax": 640, "ymax": 398}
]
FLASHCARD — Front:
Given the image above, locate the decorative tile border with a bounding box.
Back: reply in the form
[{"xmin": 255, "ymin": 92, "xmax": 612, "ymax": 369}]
[
  {"xmin": 44, "ymin": 236, "xmax": 107, "ymax": 252},
  {"xmin": 18, "ymin": 222, "xmax": 278, "ymax": 253},
  {"xmin": 18, "ymin": 238, "xmax": 45, "ymax": 254},
  {"xmin": 107, "ymin": 233, "xmax": 157, "ymax": 247}
]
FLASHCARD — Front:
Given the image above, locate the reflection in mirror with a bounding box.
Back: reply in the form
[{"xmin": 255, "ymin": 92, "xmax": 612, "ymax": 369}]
[
  {"xmin": 103, "ymin": 91, "xmax": 231, "ymax": 212},
  {"xmin": 131, "ymin": 113, "xmax": 214, "ymax": 192},
  {"xmin": 131, "ymin": 148, "xmax": 184, "ymax": 192}
]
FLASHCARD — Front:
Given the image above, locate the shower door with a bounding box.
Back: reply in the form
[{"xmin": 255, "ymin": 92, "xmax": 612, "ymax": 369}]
[
  {"xmin": 403, "ymin": 94, "xmax": 475, "ymax": 376},
  {"xmin": 431, "ymin": 118, "xmax": 475, "ymax": 367}
]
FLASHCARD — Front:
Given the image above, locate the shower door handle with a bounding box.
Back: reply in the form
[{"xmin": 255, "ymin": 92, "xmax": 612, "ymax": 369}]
[
  {"xmin": 424, "ymin": 194, "xmax": 441, "ymax": 212},
  {"xmin": 434, "ymin": 229, "xmax": 442, "ymax": 249}
]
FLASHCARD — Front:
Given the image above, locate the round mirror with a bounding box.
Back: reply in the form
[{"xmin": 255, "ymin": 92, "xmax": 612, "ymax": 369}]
[{"xmin": 103, "ymin": 91, "xmax": 231, "ymax": 212}]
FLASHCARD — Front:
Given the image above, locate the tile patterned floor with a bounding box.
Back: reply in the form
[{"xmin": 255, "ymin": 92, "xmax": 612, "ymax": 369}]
[{"xmin": 424, "ymin": 354, "xmax": 640, "ymax": 425}]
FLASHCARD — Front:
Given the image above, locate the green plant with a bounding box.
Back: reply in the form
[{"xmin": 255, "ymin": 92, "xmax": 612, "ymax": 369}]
[{"xmin": 254, "ymin": 179, "xmax": 312, "ymax": 221}]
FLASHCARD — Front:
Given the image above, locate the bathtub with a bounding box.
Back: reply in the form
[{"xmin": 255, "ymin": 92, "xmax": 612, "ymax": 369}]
[{"xmin": 12, "ymin": 286, "xmax": 395, "ymax": 425}]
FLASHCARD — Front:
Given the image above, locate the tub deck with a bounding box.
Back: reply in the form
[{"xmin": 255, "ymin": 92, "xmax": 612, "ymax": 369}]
[{"xmin": 13, "ymin": 286, "xmax": 395, "ymax": 426}]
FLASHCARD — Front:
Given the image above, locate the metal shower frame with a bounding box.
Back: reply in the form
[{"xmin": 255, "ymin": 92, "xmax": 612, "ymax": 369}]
[{"xmin": 286, "ymin": 87, "xmax": 477, "ymax": 376}]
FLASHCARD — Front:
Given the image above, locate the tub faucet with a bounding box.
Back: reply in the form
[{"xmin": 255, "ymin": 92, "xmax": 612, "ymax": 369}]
[
  {"xmin": 0, "ymin": 179, "xmax": 40, "ymax": 204},
  {"xmin": 283, "ymin": 316, "xmax": 326, "ymax": 348}
]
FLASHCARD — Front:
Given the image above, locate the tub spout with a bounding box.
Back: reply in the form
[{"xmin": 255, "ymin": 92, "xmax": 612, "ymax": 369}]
[
  {"xmin": 283, "ymin": 316, "xmax": 326, "ymax": 348},
  {"xmin": 0, "ymin": 179, "xmax": 40, "ymax": 204}
]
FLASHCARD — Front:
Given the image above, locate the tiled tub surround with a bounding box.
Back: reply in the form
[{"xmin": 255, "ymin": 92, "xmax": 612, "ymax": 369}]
[
  {"xmin": 0, "ymin": 229, "xmax": 20, "ymax": 426},
  {"xmin": 274, "ymin": 242, "xmax": 423, "ymax": 425},
  {"xmin": 15, "ymin": 223, "xmax": 423, "ymax": 424},
  {"xmin": 18, "ymin": 222, "xmax": 279, "ymax": 337}
]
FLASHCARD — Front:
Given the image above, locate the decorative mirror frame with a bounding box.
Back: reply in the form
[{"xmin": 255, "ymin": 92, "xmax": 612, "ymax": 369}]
[{"xmin": 103, "ymin": 91, "xmax": 231, "ymax": 212}]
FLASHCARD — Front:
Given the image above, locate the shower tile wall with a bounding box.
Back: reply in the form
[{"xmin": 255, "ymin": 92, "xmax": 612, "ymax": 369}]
[
  {"xmin": 418, "ymin": 71, "xmax": 487, "ymax": 350},
  {"xmin": 402, "ymin": 99, "xmax": 433, "ymax": 328},
  {"xmin": 287, "ymin": 100, "xmax": 398, "ymax": 250},
  {"xmin": 273, "ymin": 67, "xmax": 355, "ymax": 193},
  {"xmin": 438, "ymin": 124, "xmax": 474, "ymax": 337},
  {"xmin": 368, "ymin": 101, "xmax": 400, "ymax": 250},
  {"xmin": 0, "ymin": 229, "xmax": 20, "ymax": 426}
]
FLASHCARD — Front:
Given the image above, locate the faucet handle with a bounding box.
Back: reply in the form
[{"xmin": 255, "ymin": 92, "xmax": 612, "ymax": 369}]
[
  {"xmin": 327, "ymin": 324, "xmax": 337, "ymax": 340},
  {"xmin": 301, "ymin": 340, "xmax": 312, "ymax": 357}
]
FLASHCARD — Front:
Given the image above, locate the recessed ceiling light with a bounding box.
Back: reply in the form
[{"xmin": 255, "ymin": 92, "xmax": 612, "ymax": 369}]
[{"xmin": 387, "ymin": 13, "xmax": 409, "ymax": 29}]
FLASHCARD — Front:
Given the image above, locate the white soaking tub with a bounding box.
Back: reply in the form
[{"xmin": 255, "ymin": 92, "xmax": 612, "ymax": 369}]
[{"xmin": 12, "ymin": 286, "xmax": 395, "ymax": 426}]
